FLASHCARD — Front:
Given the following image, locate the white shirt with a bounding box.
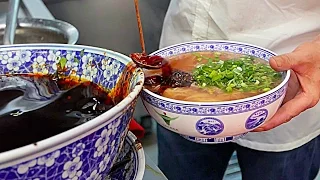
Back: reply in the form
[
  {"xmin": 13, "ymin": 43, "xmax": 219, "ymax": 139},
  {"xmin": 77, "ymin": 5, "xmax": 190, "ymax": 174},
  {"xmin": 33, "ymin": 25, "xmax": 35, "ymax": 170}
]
[{"xmin": 159, "ymin": 0, "xmax": 320, "ymax": 152}]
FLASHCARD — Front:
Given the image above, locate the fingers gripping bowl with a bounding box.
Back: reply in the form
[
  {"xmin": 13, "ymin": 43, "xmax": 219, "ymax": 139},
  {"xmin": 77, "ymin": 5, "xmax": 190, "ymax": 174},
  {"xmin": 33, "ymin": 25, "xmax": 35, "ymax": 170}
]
[
  {"xmin": 141, "ymin": 40, "xmax": 290, "ymax": 144},
  {"xmin": 0, "ymin": 44, "xmax": 144, "ymax": 179}
]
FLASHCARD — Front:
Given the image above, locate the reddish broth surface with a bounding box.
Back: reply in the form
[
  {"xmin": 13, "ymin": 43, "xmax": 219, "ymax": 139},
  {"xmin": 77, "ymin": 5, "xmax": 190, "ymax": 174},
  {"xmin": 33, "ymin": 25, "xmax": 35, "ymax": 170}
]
[{"xmin": 144, "ymin": 51, "xmax": 281, "ymax": 102}]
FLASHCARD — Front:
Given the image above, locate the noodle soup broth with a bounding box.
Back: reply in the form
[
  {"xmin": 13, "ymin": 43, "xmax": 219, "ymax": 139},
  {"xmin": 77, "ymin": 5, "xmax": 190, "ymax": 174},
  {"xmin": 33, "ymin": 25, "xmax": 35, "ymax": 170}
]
[
  {"xmin": 141, "ymin": 41, "xmax": 290, "ymax": 143},
  {"xmin": 144, "ymin": 51, "xmax": 282, "ymax": 102}
]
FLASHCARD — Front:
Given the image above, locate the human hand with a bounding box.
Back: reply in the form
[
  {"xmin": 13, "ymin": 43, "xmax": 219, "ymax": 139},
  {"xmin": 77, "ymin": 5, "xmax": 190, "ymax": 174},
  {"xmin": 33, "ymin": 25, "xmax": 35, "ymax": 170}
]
[{"xmin": 255, "ymin": 36, "xmax": 320, "ymax": 131}]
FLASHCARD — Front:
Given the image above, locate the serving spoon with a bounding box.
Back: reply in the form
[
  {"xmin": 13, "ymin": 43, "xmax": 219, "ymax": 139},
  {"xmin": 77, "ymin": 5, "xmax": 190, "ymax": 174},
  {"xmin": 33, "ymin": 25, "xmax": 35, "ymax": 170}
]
[{"xmin": 130, "ymin": 0, "xmax": 167, "ymax": 70}]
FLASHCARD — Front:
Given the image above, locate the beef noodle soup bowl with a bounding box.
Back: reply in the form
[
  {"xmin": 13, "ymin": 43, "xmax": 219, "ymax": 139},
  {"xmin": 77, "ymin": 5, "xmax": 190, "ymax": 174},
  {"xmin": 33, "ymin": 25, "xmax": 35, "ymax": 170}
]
[
  {"xmin": 0, "ymin": 44, "xmax": 144, "ymax": 179},
  {"xmin": 141, "ymin": 41, "xmax": 290, "ymax": 144}
]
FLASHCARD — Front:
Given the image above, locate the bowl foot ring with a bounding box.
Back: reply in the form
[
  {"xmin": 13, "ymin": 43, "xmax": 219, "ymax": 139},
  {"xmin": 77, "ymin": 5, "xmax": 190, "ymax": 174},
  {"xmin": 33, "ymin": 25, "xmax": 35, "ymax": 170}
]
[{"xmin": 181, "ymin": 133, "xmax": 248, "ymax": 144}]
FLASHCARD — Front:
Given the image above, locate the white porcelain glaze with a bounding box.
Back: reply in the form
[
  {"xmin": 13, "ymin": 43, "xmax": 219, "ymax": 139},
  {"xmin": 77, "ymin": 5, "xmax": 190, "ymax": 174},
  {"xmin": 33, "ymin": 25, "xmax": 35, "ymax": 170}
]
[
  {"xmin": 141, "ymin": 40, "xmax": 290, "ymax": 144},
  {"xmin": 0, "ymin": 44, "xmax": 144, "ymax": 179}
]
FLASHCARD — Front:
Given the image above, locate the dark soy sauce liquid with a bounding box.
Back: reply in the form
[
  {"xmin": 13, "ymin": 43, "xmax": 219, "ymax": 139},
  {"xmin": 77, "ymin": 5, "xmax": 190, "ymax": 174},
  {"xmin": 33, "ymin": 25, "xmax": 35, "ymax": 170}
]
[{"xmin": 0, "ymin": 74, "xmax": 114, "ymax": 153}]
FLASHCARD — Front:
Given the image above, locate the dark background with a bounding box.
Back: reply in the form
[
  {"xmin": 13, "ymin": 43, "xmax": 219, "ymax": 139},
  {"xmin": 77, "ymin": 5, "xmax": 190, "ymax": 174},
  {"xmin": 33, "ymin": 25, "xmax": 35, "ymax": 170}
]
[
  {"xmin": 45, "ymin": 0, "xmax": 171, "ymax": 55},
  {"xmin": 45, "ymin": 0, "xmax": 171, "ymax": 123}
]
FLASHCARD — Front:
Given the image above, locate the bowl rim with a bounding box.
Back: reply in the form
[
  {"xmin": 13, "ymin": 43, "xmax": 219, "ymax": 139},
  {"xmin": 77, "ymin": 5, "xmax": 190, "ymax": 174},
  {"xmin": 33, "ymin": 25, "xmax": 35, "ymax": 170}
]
[
  {"xmin": 126, "ymin": 131, "xmax": 145, "ymax": 180},
  {"xmin": 0, "ymin": 18, "xmax": 80, "ymax": 45},
  {"xmin": 0, "ymin": 43, "xmax": 145, "ymax": 167},
  {"xmin": 143, "ymin": 40, "xmax": 290, "ymax": 105}
]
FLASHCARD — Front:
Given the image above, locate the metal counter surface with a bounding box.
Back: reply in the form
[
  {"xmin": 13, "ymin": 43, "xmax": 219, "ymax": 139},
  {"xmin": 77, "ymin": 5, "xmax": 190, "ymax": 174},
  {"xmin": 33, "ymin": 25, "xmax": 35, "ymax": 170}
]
[{"xmin": 0, "ymin": 0, "xmax": 54, "ymax": 22}]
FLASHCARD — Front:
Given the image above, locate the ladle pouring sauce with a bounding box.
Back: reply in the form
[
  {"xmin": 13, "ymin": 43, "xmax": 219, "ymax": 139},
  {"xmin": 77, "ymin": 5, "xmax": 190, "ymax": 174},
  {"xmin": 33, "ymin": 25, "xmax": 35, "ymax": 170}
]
[{"xmin": 130, "ymin": 0, "xmax": 194, "ymax": 94}]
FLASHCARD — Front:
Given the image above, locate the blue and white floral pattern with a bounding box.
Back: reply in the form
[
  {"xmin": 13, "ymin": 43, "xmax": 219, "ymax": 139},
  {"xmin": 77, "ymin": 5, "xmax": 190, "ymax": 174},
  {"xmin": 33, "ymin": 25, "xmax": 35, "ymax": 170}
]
[
  {"xmin": 0, "ymin": 103, "xmax": 134, "ymax": 180},
  {"xmin": 16, "ymin": 160, "xmax": 37, "ymax": 175},
  {"xmin": 142, "ymin": 86, "xmax": 285, "ymax": 116},
  {"xmin": 245, "ymin": 109, "xmax": 269, "ymax": 130},
  {"xmin": 153, "ymin": 41, "xmax": 275, "ymax": 61},
  {"xmin": 0, "ymin": 46, "xmax": 129, "ymax": 90},
  {"xmin": 142, "ymin": 40, "xmax": 289, "ymax": 144},
  {"xmin": 37, "ymin": 151, "xmax": 61, "ymax": 167},
  {"xmin": 0, "ymin": 45, "xmax": 143, "ymax": 179},
  {"xmin": 86, "ymin": 170, "xmax": 102, "ymax": 180},
  {"xmin": 143, "ymin": 41, "xmax": 287, "ymax": 116},
  {"xmin": 16, "ymin": 50, "xmax": 32, "ymax": 63},
  {"xmin": 196, "ymin": 117, "xmax": 224, "ymax": 136},
  {"xmin": 62, "ymin": 157, "xmax": 83, "ymax": 179},
  {"xmin": 72, "ymin": 143, "xmax": 85, "ymax": 158},
  {"xmin": 94, "ymin": 129, "xmax": 113, "ymax": 158}
]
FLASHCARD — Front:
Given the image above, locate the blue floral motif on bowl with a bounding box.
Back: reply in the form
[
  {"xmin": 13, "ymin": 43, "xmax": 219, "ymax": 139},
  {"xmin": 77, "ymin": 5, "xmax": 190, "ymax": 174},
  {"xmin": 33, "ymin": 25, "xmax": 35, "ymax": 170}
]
[
  {"xmin": 196, "ymin": 117, "xmax": 224, "ymax": 136},
  {"xmin": 142, "ymin": 40, "xmax": 289, "ymax": 144},
  {"xmin": 0, "ymin": 45, "xmax": 143, "ymax": 92},
  {"xmin": 153, "ymin": 41, "xmax": 274, "ymax": 61},
  {"xmin": 245, "ymin": 109, "xmax": 269, "ymax": 130},
  {"xmin": 142, "ymin": 86, "xmax": 285, "ymax": 116},
  {"xmin": 0, "ymin": 108, "xmax": 133, "ymax": 180},
  {"xmin": 0, "ymin": 44, "xmax": 143, "ymax": 179},
  {"xmin": 143, "ymin": 41, "xmax": 287, "ymax": 117}
]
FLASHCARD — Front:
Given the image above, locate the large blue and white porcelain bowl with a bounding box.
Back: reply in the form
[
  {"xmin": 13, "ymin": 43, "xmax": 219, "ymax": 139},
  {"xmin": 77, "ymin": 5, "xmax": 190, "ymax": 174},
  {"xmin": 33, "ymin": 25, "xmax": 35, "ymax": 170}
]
[
  {"xmin": 0, "ymin": 44, "xmax": 144, "ymax": 179},
  {"xmin": 141, "ymin": 40, "xmax": 290, "ymax": 144}
]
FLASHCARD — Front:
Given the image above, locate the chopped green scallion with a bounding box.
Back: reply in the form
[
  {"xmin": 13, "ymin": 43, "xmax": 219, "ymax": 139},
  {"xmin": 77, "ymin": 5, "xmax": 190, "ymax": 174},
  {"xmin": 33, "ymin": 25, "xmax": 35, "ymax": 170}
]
[{"xmin": 192, "ymin": 54, "xmax": 282, "ymax": 93}]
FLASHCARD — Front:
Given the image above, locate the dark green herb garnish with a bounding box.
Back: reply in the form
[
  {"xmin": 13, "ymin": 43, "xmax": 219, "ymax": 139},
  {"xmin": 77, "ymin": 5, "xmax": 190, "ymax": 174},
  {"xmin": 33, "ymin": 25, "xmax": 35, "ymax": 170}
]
[{"xmin": 192, "ymin": 53, "xmax": 282, "ymax": 93}]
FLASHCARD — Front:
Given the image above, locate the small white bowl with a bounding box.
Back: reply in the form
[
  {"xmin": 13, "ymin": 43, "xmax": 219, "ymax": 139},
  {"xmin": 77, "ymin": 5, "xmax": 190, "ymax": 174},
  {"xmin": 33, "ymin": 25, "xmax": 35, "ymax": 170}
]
[{"xmin": 141, "ymin": 40, "xmax": 290, "ymax": 144}]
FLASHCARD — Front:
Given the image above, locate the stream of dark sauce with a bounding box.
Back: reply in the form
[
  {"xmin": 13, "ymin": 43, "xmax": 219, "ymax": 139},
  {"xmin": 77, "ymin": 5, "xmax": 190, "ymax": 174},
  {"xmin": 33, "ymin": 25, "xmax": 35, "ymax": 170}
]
[{"xmin": 0, "ymin": 74, "xmax": 115, "ymax": 153}]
